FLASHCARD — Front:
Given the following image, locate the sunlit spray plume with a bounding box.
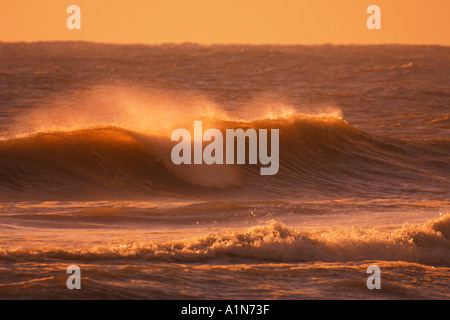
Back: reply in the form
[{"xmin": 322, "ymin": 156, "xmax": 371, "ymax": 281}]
[
  {"xmin": 10, "ymin": 86, "xmax": 229, "ymax": 139},
  {"xmin": 10, "ymin": 85, "xmax": 343, "ymax": 139},
  {"xmin": 231, "ymin": 93, "xmax": 343, "ymax": 121}
]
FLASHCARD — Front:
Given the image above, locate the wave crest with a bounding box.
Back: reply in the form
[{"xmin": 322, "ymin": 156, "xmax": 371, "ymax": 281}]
[{"xmin": 0, "ymin": 113, "xmax": 448, "ymax": 200}]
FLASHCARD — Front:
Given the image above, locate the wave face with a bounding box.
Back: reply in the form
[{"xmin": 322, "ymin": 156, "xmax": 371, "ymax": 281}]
[
  {"xmin": 0, "ymin": 43, "xmax": 448, "ymax": 202},
  {"xmin": 0, "ymin": 115, "xmax": 449, "ymax": 201}
]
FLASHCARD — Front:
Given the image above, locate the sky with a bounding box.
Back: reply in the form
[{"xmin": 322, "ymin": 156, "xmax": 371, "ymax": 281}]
[{"xmin": 0, "ymin": 0, "xmax": 449, "ymax": 45}]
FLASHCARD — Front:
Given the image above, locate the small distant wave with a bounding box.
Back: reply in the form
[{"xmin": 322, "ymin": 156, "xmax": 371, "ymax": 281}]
[
  {"xmin": 388, "ymin": 62, "xmax": 414, "ymax": 70},
  {"xmin": 1, "ymin": 215, "xmax": 449, "ymax": 266},
  {"xmin": 354, "ymin": 61, "xmax": 414, "ymax": 72}
]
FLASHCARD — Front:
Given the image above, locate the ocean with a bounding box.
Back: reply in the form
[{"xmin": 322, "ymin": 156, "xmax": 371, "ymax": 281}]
[{"xmin": 0, "ymin": 42, "xmax": 449, "ymax": 299}]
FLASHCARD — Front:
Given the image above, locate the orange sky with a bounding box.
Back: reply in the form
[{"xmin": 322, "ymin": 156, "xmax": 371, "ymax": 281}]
[{"xmin": 0, "ymin": 0, "xmax": 448, "ymax": 45}]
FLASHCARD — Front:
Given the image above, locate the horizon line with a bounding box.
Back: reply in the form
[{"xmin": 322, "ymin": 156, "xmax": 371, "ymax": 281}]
[{"xmin": 1, "ymin": 40, "xmax": 449, "ymax": 47}]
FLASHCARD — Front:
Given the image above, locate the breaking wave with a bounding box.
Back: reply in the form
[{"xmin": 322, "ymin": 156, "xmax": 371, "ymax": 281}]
[
  {"xmin": 1, "ymin": 215, "xmax": 449, "ymax": 266},
  {"xmin": 0, "ymin": 114, "xmax": 448, "ymax": 200}
]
